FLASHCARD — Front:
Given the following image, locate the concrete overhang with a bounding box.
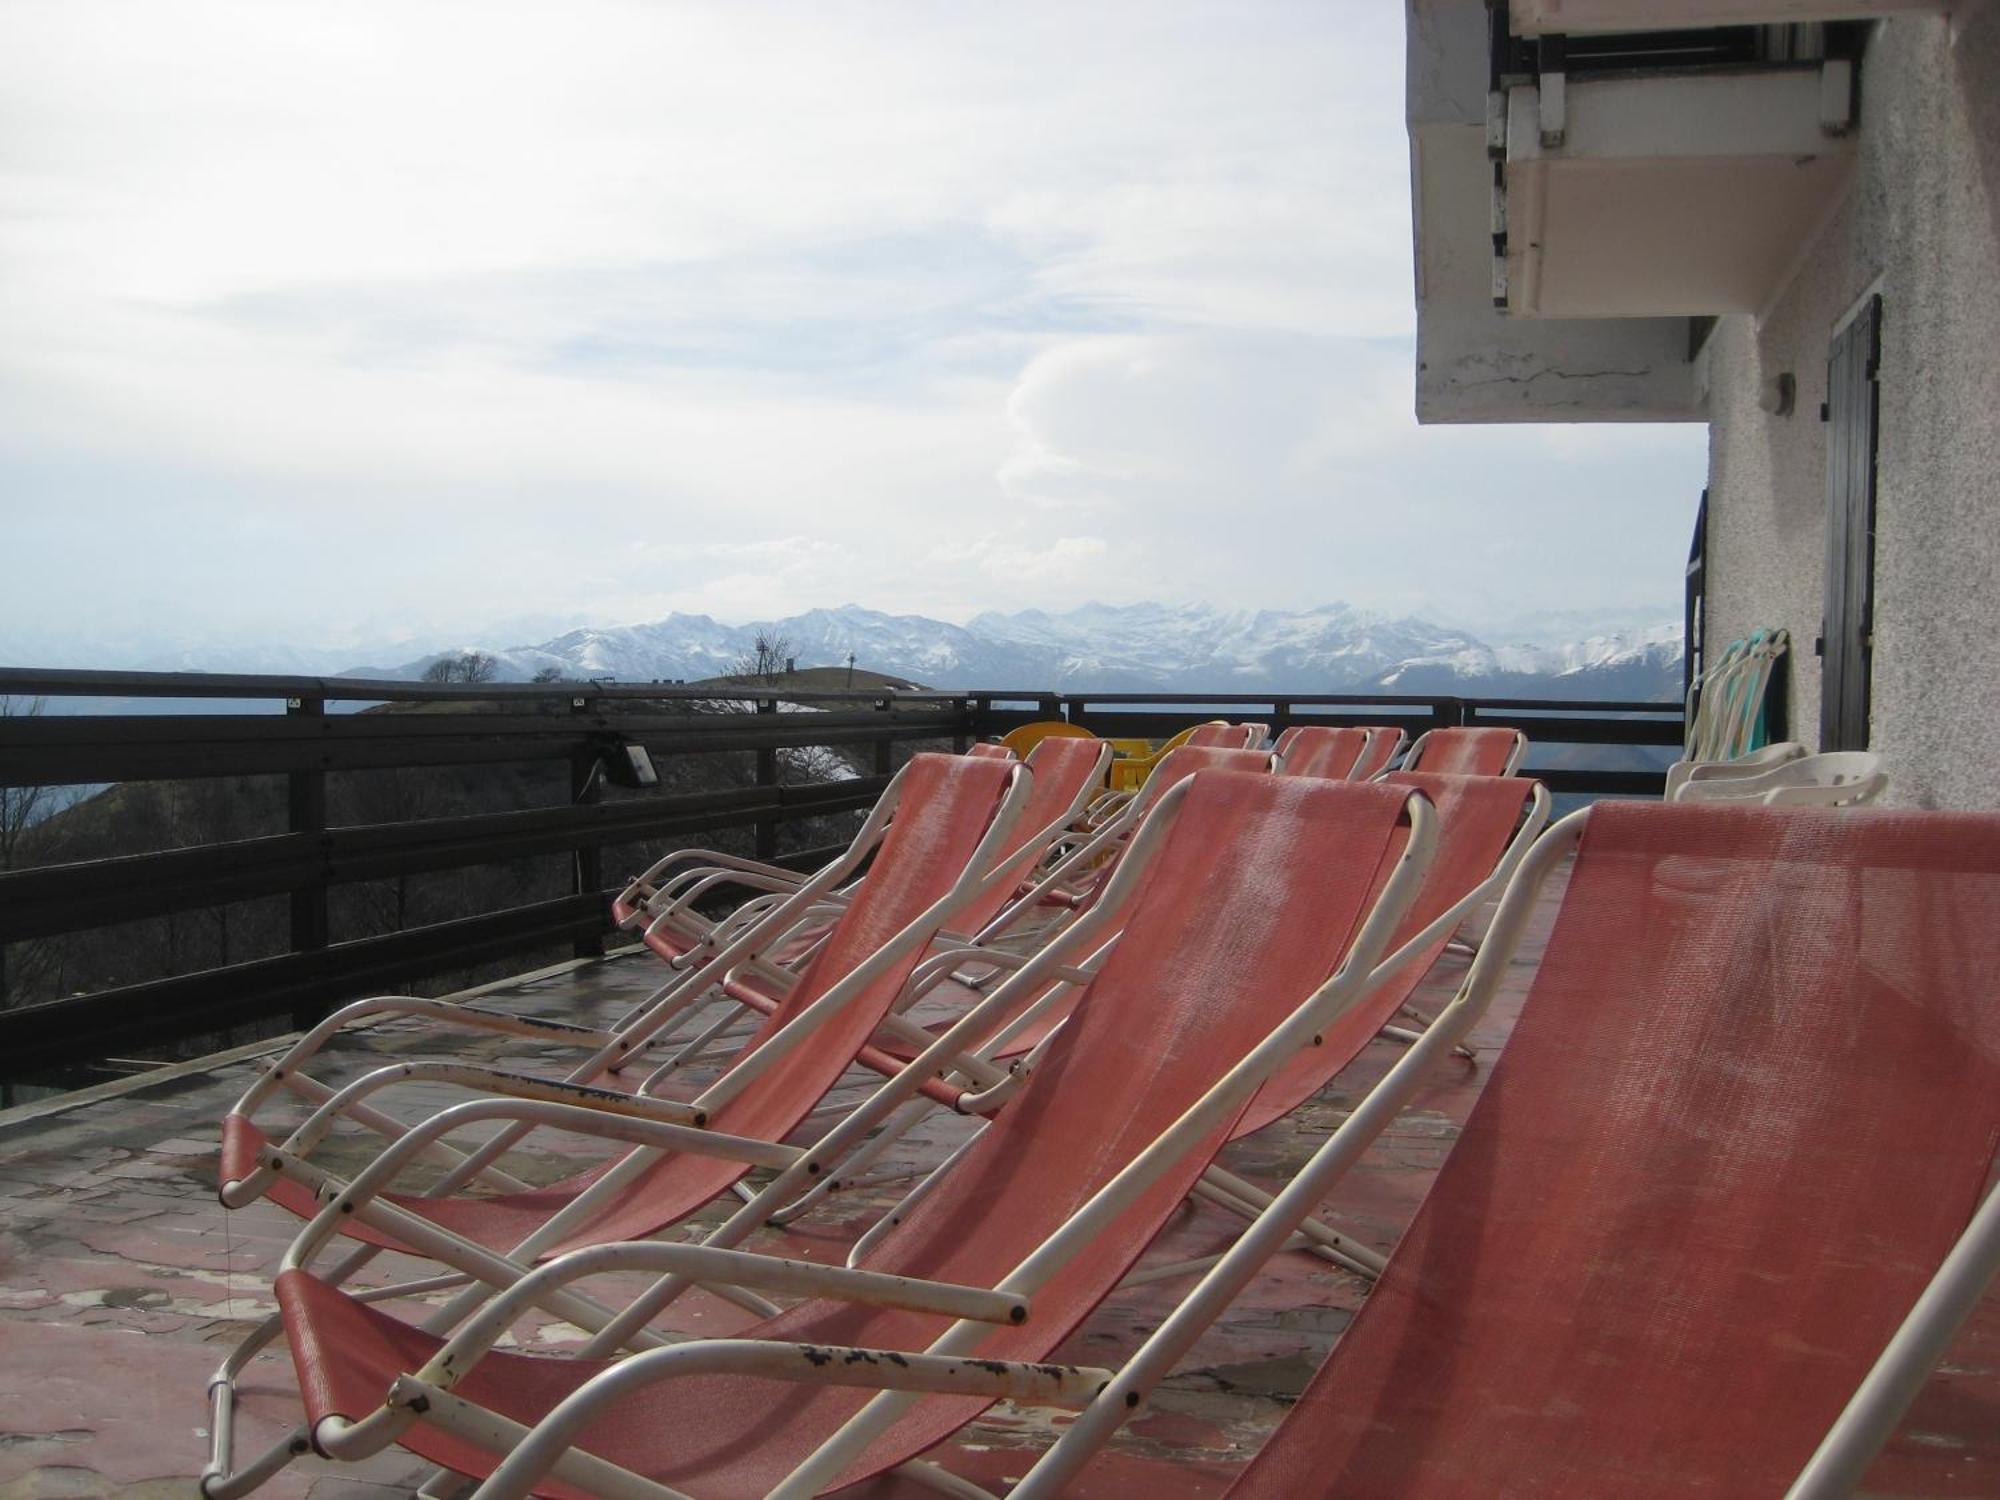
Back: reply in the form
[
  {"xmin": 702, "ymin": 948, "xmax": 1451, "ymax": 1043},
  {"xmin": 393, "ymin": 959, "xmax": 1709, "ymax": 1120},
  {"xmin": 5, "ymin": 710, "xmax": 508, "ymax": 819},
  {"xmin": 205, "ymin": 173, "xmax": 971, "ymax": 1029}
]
[
  {"xmin": 1510, "ymin": 0, "xmax": 1944, "ymax": 35},
  {"xmin": 1408, "ymin": 0, "xmax": 1701, "ymax": 423},
  {"xmin": 1504, "ymin": 68, "xmax": 1857, "ymax": 317}
]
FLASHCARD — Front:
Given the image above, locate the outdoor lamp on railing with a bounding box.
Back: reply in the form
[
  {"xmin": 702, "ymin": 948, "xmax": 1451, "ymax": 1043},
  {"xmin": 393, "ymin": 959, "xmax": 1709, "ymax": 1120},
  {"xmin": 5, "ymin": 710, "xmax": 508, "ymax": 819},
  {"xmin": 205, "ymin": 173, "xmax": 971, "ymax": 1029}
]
[{"xmin": 577, "ymin": 735, "xmax": 659, "ymax": 799}]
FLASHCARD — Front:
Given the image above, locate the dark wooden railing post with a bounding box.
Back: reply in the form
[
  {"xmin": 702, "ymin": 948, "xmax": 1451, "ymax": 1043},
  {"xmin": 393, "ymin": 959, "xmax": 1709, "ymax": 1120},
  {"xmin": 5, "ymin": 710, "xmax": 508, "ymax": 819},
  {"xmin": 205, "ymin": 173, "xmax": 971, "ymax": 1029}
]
[
  {"xmin": 873, "ymin": 700, "xmax": 893, "ymax": 777},
  {"xmin": 286, "ymin": 696, "xmax": 329, "ymax": 1027},
  {"xmin": 569, "ymin": 716, "xmax": 605, "ymax": 961},
  {"xmin": 1271, "ymin": 698, "xmax": 1294, "ymax": 739},
  {"xmin": 754, "ymin": 699, "xmax": 779, "ymax": 860},
  {"xmin": 953, "ymin": 696, "xmax": 971, "ymax": 753}
]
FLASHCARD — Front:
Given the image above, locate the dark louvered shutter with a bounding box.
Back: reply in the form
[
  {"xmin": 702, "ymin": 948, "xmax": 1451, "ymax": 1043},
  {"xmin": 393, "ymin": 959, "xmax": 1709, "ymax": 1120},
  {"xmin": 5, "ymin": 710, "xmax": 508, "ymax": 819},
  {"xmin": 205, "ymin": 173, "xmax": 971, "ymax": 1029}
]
[{"xmin": 1820, "ymin": 295, "xmax": 1880, "ymax": 752}]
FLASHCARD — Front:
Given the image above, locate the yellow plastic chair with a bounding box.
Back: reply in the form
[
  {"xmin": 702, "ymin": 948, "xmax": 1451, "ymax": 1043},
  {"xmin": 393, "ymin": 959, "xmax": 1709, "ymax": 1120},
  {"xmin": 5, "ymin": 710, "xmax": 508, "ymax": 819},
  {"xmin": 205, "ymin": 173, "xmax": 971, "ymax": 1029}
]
[{"xmin": 1107, "ymin": 721, "xmax": 1232, "ymax": 792}]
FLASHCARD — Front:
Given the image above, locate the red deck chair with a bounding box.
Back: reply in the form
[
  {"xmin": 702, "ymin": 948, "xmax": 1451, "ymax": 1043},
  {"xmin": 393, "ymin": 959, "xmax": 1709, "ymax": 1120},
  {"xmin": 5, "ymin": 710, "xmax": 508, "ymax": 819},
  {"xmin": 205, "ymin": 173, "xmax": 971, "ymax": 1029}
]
[
  {"xmin": 1108, "ymin": 771, "xmax": 1546, "ymax": 1288},
  {"xmin": 608, "ymin": 739, "xmax": 1028, "ymax": 967},
  {"xmin": 1017, "ymin": 744, "xmax": 1274, "ymax": 917},
  {"xmin": 1351, "ymin": 724, "xmax": 1407, "ymax": 778},
  {"xmin": 1017, "ymin": 801, "xmax": 2000, "ymax": 1498},
  {"xmin": 855, "ymin": 744, "xmax": 1282, "ymax": 1087},
  {"xmin": 1189, "ymin": 721, "xmax": 1267, "ymax": 749},
  {"xmin": 1401, "ymin": 724, "xmax": 1527, "ymax": 776},
  {"xmin": 619, "ymin": 736, "xmax": 1102, "ymax": 978},
  {"xmin": 1233, "ymin": 771, "xmax": 1543, "ymax": 1140},
  {"xmin": 217, "ymin": 754, "xmax": 1029, "ymax": 1254},
  {"xmin": 700, "ymin": 735, "xmax": 1116, "ymax": 1075},
  {"xmin": 209, "ymin": 772, "xmax": 1437, "ymax": 1500},
  {"xmin": 1273, "ymin": 725, "xmax": 1370, "ymax": 779}
]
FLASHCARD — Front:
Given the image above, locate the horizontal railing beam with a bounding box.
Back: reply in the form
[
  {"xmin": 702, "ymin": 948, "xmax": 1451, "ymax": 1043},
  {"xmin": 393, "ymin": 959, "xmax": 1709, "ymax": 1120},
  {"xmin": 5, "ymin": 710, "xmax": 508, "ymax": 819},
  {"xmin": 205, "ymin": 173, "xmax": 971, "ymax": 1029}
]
[
  {"xmin": 0, "ymin": 892, "xmax": 617, "ymax": 1074},
  {"xmin": 0, "ymin": 777, "xmax": 887, "ymax": 944},
  {"xmin": 0, "ymin": 665, "xmax": 973, "ymax": 708},
  {"xmin": 0, "ymin": 709, "xmax": 965, "ymax": 786}
]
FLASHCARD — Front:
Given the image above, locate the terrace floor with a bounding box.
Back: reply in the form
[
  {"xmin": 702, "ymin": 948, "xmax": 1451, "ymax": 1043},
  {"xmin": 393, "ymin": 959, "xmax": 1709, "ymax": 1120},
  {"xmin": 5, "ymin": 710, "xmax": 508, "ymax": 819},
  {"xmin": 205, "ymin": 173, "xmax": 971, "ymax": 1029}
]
[{"xmin": 1, "ymin": 864, "xmax": 1997, "ymax": 1499}]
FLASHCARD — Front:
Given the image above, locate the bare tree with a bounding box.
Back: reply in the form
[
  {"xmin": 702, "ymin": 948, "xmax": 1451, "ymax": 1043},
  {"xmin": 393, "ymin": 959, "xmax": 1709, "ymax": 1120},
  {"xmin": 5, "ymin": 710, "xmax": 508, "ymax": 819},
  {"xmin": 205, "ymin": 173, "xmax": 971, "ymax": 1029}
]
[
  {"xmin": 422, "ymin": 651, "xmax": 500, "ymax": 684},
  {"xmin": 531, "ymin": 665, "xmax": 568, "ymax": 683},
  {"xmin": 1, "ymin": 695, "xmax": 76, "ymax": 1006},
  {"xmin": 734, "ymin": 631, "xmax": 793, "ymax": 684},
  {"xmin": 0, "ymin": 696, "xmax": 51, "ymax": 872}
]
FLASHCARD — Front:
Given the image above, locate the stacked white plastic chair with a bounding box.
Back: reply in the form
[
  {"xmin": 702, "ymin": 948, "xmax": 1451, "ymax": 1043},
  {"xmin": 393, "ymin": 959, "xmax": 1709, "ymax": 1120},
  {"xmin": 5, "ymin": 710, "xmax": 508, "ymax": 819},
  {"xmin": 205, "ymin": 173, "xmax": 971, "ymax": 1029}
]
[{"xmin": 1666, "ymin": 629, "xmax": 1794, "ymax": 798}]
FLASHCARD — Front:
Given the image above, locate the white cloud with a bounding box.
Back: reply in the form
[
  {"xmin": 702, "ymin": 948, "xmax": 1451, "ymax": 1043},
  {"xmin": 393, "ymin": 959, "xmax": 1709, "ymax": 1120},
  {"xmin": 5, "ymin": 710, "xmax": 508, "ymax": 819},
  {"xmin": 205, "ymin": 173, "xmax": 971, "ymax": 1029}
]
[{"xmin": 0, "ymin": 0, "xmax": 1707, "ymax": 667}]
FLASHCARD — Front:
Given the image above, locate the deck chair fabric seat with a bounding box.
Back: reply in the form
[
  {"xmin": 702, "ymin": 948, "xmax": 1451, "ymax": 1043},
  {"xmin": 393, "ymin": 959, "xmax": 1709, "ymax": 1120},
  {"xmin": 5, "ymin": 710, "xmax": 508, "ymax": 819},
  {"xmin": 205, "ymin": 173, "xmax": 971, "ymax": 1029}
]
[
  {"xmin": 221, "ymin": 753, "xmax": 1022, "ymax": 1257},
  {"xmin": 1232, "ymin": 771, "xmax": 1539, "ymax": 1139},
  {"xmin": 1228, "ymin": 803, "xmax": 2000, "ymax": 1498},
  {"xmin": 617, "ymin": 736, "xmax": 1108, "ymax": 971},
  {"xmin": 274, "ymin": 773, "xmax": 1424, "ymax": 1499},
  {"xmin": 1273, "ymin": 725, "xmax": 1370, "ymax": 780},
  {"xmin": 1403, "ymin": 725, "xmax": 1526, "ymax": 777},
  {"xmin": 1106, "ymin": 722, "xmax": 1264, "ymax": 792},
  {"xmin": 1351, "ymin": 725, "xmax": 1407, "ymax": 779},
  {"xmin": 874, "ymin": 744, "xmax": 1280, "ymax": 1065},
  {"xmin": 1037, "ymin": 744, "xmax": 1274, "ymax": 910}
]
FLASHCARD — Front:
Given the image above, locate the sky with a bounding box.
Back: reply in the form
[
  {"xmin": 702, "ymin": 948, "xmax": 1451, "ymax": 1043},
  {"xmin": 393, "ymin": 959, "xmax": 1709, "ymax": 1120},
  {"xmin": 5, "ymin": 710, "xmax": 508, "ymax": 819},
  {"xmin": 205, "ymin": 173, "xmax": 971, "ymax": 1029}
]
[{"xmin": 0, "ymin": 0, "xmax": 1708, "ymax": 669}]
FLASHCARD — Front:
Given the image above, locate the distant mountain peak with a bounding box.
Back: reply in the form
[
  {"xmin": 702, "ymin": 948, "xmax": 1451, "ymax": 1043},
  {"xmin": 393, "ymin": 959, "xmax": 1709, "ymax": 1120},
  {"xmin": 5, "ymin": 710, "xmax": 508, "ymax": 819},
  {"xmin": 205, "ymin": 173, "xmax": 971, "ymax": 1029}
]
[{"xmin": 373, "ymin": 599, "xmax": 1682, "ymax": 702}]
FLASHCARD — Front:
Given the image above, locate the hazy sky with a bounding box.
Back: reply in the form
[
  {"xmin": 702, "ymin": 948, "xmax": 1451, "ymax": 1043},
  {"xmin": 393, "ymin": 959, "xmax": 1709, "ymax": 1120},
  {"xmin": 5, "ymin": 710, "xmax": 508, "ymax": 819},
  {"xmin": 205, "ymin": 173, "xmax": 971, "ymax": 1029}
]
[{"xmin": 0, "ymin": 1, "xmax": 1707, "ymax": 667}]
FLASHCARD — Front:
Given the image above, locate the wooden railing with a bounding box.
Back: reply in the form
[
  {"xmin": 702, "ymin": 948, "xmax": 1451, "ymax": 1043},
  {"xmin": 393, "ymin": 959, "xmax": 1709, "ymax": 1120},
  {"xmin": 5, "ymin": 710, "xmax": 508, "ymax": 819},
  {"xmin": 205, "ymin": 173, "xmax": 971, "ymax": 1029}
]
[{"xmin": 0, "ymin": 668, "xmax": 1680, "ymax": 1080}]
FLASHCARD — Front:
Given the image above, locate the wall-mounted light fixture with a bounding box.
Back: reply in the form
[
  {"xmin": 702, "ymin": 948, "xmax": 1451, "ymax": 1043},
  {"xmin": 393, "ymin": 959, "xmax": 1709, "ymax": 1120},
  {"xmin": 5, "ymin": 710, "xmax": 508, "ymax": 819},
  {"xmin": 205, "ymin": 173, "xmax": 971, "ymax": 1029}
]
[{"xmin": 1760, "ymin": 371, "xmax": 1797, "ymax": 417}]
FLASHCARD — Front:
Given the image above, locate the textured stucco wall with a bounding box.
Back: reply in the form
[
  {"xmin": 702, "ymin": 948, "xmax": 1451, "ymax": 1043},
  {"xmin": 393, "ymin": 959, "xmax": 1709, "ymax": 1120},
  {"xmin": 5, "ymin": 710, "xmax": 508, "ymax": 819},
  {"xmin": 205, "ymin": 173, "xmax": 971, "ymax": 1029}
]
[{"xmin": 1703, "ymin": 10, "xmax": 2000, "ymax": 809}]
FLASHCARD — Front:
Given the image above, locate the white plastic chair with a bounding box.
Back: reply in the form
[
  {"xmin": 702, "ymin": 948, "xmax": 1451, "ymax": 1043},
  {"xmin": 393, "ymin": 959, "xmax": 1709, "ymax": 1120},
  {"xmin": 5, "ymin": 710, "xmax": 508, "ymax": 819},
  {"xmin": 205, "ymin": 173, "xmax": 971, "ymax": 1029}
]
[
  {"xmin": 1672, "ymin": 750, "xmax": 1886, "ymax": 807},
  {"xmin": 1663, "ymin": 740, "xmax": 1807, "ymax": 801}
]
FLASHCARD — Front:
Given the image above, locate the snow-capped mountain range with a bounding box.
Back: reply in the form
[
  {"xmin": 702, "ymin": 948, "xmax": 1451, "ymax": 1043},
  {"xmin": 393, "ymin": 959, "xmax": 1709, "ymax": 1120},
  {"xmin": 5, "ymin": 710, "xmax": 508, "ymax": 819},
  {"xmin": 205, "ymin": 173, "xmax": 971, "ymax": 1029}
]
[{"xmin": 364, "ymin": 601, "xmax": 1684, "ymax": 701}]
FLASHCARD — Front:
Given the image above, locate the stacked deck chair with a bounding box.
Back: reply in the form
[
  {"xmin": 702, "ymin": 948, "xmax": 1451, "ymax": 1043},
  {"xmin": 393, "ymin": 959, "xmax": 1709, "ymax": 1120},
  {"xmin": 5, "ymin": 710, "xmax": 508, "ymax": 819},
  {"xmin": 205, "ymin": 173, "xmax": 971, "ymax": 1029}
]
[
  {"xmin": 1398, "ymin": 724, "xmax": 1528, "ymax": 777},
  {"xmin": 217, "ymin": 753, "xmax": 1037, "ymax": 1266},
  {"xmin": 1021, "ymin": 744, "xmax": 1274, "ymax": 915},
  {"xmin": 645, "ymin": 735, "xmax": 1116, "ymax": 1076},
  {"xmin": 231, "ymin": 742, "xmax": 1103, "ymax": 1165},
  {"xmin": 962, "ymin": 741, "xmax": 1015, "ymax": 759},
  {"xmin": 1273, "ymin": 725, "xmax": 1370, "ymax": 779},
  {"xmin": 202, "ymin": 771, "xmax": 1438, "ymax": 1499},
  {"xmin": 762, "ymin": 745, "xmax": 1290, "ymax": 1213},
  {"xmin": 613, "ymin": 736, "xmax": 1106, "ymax": 982},
  {"xmin": 845, "ymin": 745, "xmax": 1280, "ymax": 1104},
  {"xmin": 1012, "ymin": 800, "xmax": 2000, "ymax": 1499}
]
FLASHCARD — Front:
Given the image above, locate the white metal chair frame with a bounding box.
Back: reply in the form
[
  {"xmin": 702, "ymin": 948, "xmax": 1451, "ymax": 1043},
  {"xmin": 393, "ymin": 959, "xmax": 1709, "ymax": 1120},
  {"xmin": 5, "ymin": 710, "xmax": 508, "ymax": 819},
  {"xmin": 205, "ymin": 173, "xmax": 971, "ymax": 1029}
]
[
  {"xmin": 623, "ymin": 741, "xmax": 1118, "ymax": 1086},
  {"xmin": 206, "ymin": 765, "xmax": 1050, "ymax": 1493},
  {"xmin": 206, "ymin": 779, "xmax": 1444, "ymax": 1500},
  {"xmin": 224, "ymin": 749, "xmax": 1100, "ymax": 1199},
  {"xmin": 615, "ymin": 741, "xmax": 1112, "ymax": 1006}
]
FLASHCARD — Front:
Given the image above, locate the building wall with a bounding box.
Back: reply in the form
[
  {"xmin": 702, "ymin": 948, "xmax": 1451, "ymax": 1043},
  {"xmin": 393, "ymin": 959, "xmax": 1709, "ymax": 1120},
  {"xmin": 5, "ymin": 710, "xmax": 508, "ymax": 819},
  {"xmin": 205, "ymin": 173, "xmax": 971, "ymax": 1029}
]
[{"xmin": 1701, "ymin": 9, "xmax": 2000, "ymax": 809}]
